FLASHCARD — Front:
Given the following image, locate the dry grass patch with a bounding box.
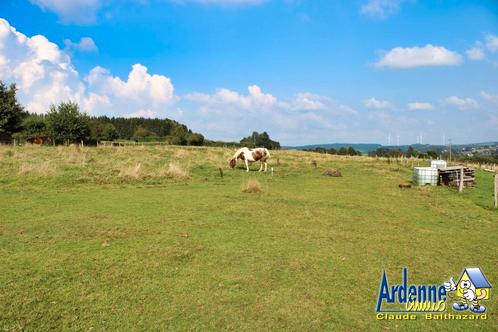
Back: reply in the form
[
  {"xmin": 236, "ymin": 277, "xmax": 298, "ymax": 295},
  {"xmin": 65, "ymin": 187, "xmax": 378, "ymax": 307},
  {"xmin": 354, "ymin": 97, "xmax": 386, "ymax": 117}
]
[
  {"xmin": 19, "ymin": 161, "xmax": 57, "ymax": 177},
  {"xmin": 241, "ymin": 179, "xmax": 263, "ymax": 193},
  {"xmin": 119, "ymin": 163, "xmax": 143, "ymax": 179},
  {"xmin": 3, "ymin": 149, "xmax": 14, "ymax": 158},
  {"xmin": 205, "ymin": 149, "xmax": 224, "ymax": 166},
  {"xmin": 159, "ymin": 162, "xmax": 190, "ymax": 180},
  {"xmin": 173, "ymin": 148, "xmax": 189, "ymax": 159},
  {"xmin": 323, "ymin": 168, "xmax": 342, "ymax": 177}
]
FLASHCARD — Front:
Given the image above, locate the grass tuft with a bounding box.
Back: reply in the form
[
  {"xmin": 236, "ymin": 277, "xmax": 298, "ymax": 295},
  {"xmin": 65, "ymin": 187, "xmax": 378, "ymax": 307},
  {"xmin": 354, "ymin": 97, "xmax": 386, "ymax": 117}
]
[
  {"xmin": 161, "ymin": 162, "xmax": 190, "ymax": 179},
  {"xmin": 323, "ymin": 168, "xmax": 342, "ymax": 177},
  {"xmin": 241, "ymin": 178, "xmax": 263, "ymax": 193},
  {"xmin": 18, "ymin": 161, "xmax": 57, "ymax": 177},
  {"xmin": 119, "ymin": 163, "xmax": 143, "ymax": 179}
]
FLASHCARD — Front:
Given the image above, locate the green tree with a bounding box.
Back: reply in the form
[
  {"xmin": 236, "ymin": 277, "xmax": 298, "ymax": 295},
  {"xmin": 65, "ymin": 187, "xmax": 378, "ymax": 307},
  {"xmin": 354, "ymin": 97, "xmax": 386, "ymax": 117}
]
[
  {"xmin": 22, "ymin": 115, "xmax": 48, "ymax": 139},
  {"xmin": 427, "ymin": 150, "xmax": 438, "ymax": 159},
  {"xmin": 101, "ymin": 123, "xmax": 119, "ymax": 141},
  {"xmin": 47, "ymin": 102, "xmax": 90, "ymax": 145},
  {"xmin": 88, "ymin": 119, "xmax": 104, "ymax": 144},
  {"xmin": 388, "ymin": 149, "xmax": 402, "ymax": 157},
  {"xmin": 240, "ymin": 131, "xmax": 280, "ymax": 150},
  {"xmin": 173, "ymin": 126, "xmax": 188, "ymax": 144},
  {"xmin": 347, "ymin": 147, "xmax": 361, "ymax": 156},
  {"xmin": 370, "ymin": 147, "xmax": 389, "ymax": 157},
  {"xmin": 338, "ymin": 147, "xmax": 348, "ymax": 155},
  {"xmin": 406, "ymin": 146, "xmax": 418, "ymax": 158},
  {"xmin": 0, "ymin": 81, "xmax": 26, "ymax": 141},
  {"xmin": 186, "ymin": 132, "xmax": 204, "ymax": 146},
  {"xmin": 132, "ymin": 126, "xmax": 153, "ymax": 141}
]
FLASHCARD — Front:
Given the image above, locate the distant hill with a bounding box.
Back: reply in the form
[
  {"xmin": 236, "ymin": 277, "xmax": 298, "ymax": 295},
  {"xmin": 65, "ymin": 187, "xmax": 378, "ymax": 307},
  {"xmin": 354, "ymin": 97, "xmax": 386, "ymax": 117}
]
[
  {"xmin": 285, "ymin": 143, "xmax": 382, "ymax": 153},
  {"xmin": 286, "ymin": 142, "xmax": 498, "ymax": 153},
  {"xmin": 382, "ymin": 142, "xmax": 498, "ymax": 153},
  {"xmin": 383, "ymin": 144, "xmax": 445, "ymax": 153}
]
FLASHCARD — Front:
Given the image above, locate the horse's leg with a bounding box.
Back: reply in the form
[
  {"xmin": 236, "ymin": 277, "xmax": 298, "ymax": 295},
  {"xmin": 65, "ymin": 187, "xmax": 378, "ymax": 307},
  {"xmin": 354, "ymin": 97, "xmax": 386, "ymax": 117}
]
[
  {"xmin": 258, "ymin": 161, "xmax": 263, "ymax": 172},
  {"xmin": 245, "ymin": 159, "xmax": 249, "ymax": 172},
  {"xmin": 264, "ymin": 161, "xmax": 268, "ymax": 172}
]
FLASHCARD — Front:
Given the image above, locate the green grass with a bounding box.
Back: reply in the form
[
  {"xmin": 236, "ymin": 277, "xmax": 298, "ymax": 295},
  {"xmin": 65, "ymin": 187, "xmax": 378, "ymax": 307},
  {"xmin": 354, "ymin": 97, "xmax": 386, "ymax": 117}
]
[{"xmin": 0, "ymin": 145, "xmax": 497, "ymax": 331}]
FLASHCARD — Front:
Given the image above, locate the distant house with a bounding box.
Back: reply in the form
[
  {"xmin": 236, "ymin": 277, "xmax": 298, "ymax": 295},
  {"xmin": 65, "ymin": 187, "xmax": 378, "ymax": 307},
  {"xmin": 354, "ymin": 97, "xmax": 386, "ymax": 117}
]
[{"xmin": 456, "ymin": 267, "xmax": 491, "ymax": 300}]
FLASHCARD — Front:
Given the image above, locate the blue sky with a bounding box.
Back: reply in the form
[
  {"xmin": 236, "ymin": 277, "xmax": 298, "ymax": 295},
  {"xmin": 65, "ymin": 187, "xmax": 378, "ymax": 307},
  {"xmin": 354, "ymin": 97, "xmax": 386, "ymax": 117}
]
[{"xmin": 0, "ymin": 0, "xmax": 497, "ymax": 145}]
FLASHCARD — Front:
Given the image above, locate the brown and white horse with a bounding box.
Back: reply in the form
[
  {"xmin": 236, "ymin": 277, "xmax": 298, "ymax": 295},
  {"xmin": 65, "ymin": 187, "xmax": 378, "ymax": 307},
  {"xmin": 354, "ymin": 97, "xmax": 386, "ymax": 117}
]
[{"xmin": 229, "ymin": 147, "xmax": 270, "ymax": 172}]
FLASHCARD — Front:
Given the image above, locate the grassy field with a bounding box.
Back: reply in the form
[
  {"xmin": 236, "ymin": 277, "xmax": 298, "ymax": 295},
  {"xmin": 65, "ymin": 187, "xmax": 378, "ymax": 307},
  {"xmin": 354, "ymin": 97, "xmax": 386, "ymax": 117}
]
[{"xmin": 0, "ymin": 145, "xmax": 497, "ymax": 331}]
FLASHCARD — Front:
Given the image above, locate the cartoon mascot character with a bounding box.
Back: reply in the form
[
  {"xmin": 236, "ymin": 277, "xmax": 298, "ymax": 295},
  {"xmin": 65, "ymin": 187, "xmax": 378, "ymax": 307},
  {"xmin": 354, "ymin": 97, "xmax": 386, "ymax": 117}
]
[{"xmin": 444, "ymin": 268, "xmax": 491, "ymax": 314}]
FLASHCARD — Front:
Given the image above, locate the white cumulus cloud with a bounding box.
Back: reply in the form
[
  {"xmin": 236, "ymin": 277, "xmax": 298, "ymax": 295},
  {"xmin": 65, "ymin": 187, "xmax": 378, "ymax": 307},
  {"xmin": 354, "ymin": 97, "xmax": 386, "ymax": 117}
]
[
  {"xmin": 281, "ymin": 93, "xmax": 329, "ymax": 111},
  {"xmin": 407, "ymin": 102, "xmax": 434, "ymax": 111},
  {"xmin": 82, "ymin": 64, "xmax": 174, "ymax": 116},
  {"xmin": 376, "ymin": 44, "xmax": 463, "ymax": 69},
  {"xmin": 485, "ymin": 33, "xmax": 498, "ymax": 53},
  {"xmin": 0, "ymin": 18, "xmax": 84, "ymax": 113},
  {"xmin": 180, "ymin": 87, "xmax": 359, "ymax": 143},
  {"xmin": 64, "ymin": 37, "xmax": 98, "ymax": 53},
  {"xmin": 480, "ymin": 91, "xmax": 498, "ymax": 105},
  {"xmin": 363, "ymin": 97, "xmax": 393, "ymax": 110},
  {"xmin": 30, "ymin": 0, "xmax": 102, "ymax": 25},
  {"xmin": 86, "ymin": 64, "xmax": 174, "ymax": 105},
  {"xmin": 123, "ymin": 109, "xmax": 158, "ymax": 118},
  {"xmin": 464, "ymin": 34, "xmax": 498, "ymax": 63},
  {"xmin": 465, "ymin": 45, "xmax": 485, "ymax": 61},
  {"xmin": 443, "ymin": 96, "xmax": 479, "ymax": 110},
  {"xmin": 0, "ymin": 18, "xmax": 175, "ymax": 117},
  {"xmin": 184, "ymin": 85, "xmax": 276, "ymax": 111},
  {"xmin": 360, "ymin": 0, "xmax": 409, "ymax": 20}
]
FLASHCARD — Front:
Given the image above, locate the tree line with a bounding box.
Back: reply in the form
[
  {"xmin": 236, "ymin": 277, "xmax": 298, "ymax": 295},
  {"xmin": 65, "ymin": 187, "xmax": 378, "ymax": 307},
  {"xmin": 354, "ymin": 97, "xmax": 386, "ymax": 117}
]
[
  {"xmin": 303, "ymin": 146, "xmax": 362, "ymax": 156},
  {"xmin": 13, "ymin": 102, "xmax": 205, "ymax": 146},
  {"xmin": 367, "ymin": 146, "xmax": 438, "ymax": 159},
  {"xmin": 0, "ymin": 81, "xmax": 281, "ymax": 149},
  {"xmin": 302, "ymin": 146, "xmax": 443, "ymax": 159}
]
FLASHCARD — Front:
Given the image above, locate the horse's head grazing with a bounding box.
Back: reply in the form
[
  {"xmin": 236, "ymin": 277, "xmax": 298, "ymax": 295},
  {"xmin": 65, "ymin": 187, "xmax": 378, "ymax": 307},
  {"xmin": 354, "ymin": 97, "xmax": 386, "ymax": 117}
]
[{"xmin": 229, "ymin": 158, "xmax": 237, "ymax": 169}]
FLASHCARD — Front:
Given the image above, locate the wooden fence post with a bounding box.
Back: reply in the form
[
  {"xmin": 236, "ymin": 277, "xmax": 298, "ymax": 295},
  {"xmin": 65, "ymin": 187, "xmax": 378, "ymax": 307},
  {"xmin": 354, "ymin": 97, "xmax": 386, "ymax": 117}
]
[
  {"xmin": 459, "ymin": 167, "xmax": 464, "ymax": 193},
  {"xmin": 494, "ymin": 174, "xmax": 497, "ymax": 209}
]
